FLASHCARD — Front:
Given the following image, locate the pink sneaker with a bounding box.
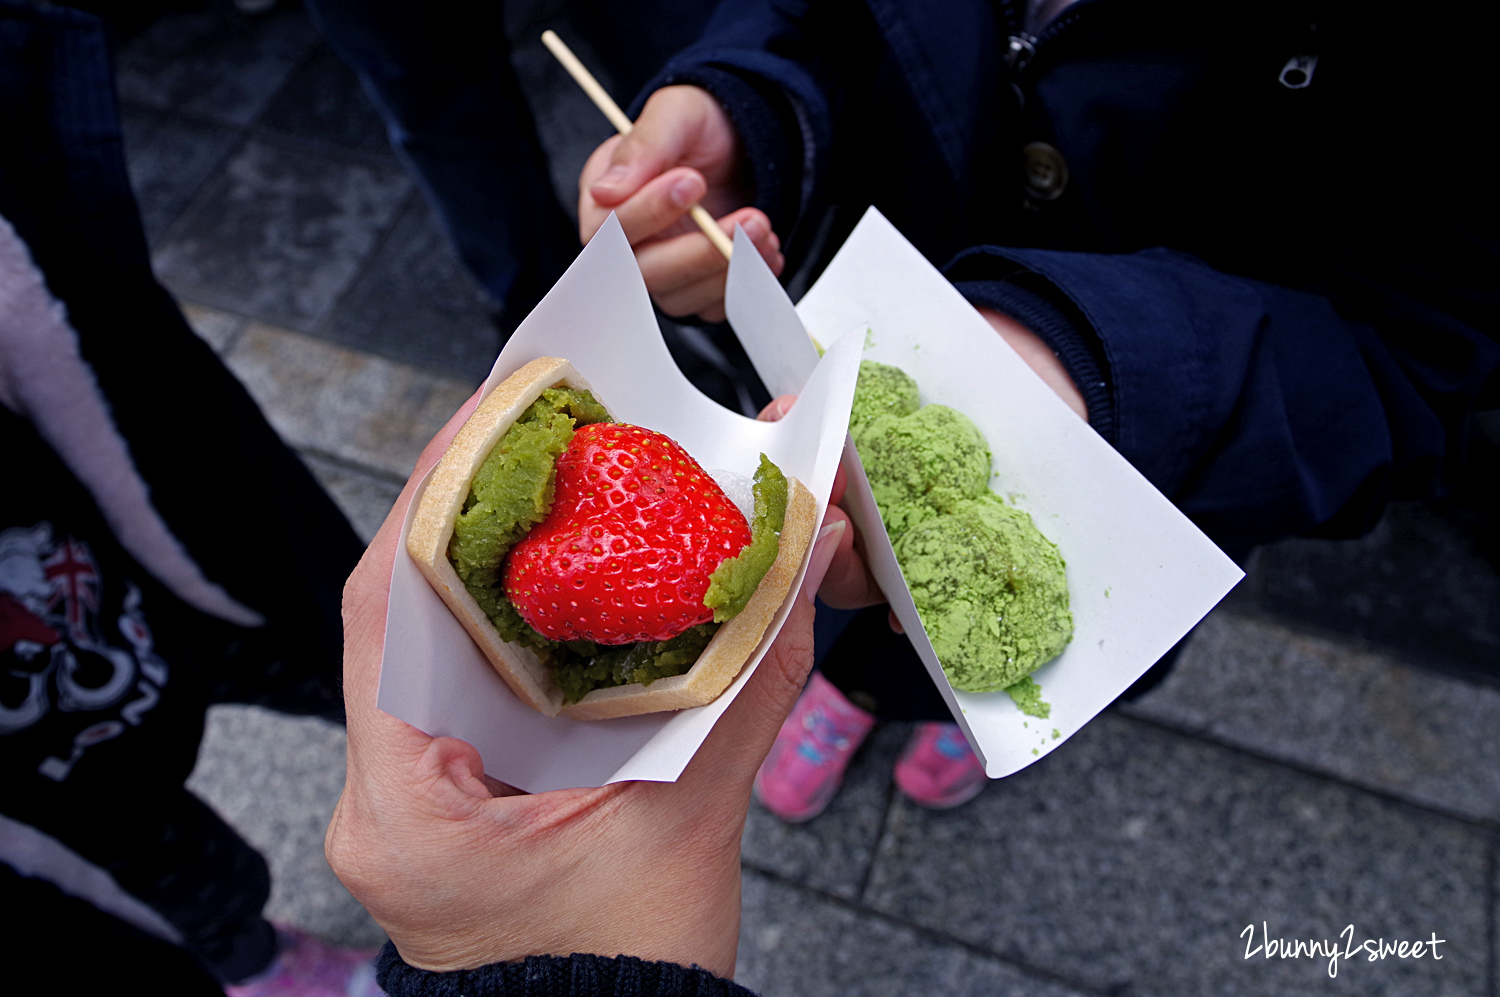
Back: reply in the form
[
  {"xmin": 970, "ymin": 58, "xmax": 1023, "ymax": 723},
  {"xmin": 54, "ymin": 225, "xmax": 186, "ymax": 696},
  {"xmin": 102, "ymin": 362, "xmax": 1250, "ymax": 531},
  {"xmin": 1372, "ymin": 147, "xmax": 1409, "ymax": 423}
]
[
  {"xmin": 225, "ymin": 927, "xmax": 383, "ymax": 997},
  {"xmin": 754, "ymin": 672, "xmax": 876, "ymax": 822},
  {"xmin": 894, "ymin": 722, "xmax": 987, "ymax": 810}
]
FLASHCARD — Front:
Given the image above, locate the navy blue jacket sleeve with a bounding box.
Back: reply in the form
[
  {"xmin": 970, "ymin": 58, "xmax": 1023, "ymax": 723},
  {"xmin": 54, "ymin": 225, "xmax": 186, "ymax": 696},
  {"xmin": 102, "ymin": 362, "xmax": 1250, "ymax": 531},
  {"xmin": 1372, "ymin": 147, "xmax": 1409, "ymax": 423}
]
[
  {"xmin": 943, "ymin": 245, "xmax": 1500, "ymax": 555},
  {"xmin": 374, "ymin": 943, "xmax": 757, "ymax": 997}
]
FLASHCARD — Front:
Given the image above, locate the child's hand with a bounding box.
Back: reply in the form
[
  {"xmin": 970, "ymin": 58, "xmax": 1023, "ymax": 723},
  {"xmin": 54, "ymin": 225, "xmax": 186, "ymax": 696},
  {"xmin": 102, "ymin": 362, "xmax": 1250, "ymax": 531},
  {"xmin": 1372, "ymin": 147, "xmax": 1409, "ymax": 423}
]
[{"xmin": 578, "ymin": 86, "xmax": 784, "ymax": 321}]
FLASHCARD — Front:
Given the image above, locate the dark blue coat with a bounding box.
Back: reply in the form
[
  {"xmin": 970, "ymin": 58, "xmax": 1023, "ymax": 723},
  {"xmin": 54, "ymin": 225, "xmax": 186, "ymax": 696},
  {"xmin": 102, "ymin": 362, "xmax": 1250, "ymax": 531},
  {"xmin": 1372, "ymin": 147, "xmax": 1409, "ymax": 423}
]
[{"xmin": 643, "ymin": 0, "xmax": 1500, "ymax": 555}]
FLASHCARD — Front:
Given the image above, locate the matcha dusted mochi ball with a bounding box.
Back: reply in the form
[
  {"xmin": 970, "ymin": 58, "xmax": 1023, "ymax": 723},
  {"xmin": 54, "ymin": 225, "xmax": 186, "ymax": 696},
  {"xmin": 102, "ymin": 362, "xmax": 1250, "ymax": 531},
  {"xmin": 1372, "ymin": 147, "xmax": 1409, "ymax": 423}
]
[
  {"xmin": 895, "ymin": 494, "xmax": 1072, "ymax": 692},
  {"xmin": 850, "ymin": 359, "xmax": 1072, "ymax": 702},
  {"xmin": 850, "ymin": 359, "xmax": 921, "ymax": 432},
  {"xmin": 858, "ymin": 403, "xmax": 992, "ymax": 539}
]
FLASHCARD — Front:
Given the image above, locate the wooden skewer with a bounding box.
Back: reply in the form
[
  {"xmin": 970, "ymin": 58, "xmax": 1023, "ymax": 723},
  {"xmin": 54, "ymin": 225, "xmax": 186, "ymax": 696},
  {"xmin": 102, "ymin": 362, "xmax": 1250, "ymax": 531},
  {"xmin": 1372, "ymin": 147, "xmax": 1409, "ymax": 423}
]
[{"xmin": 542, "ymin": 29, "xmax": 735, "ymax": 260}]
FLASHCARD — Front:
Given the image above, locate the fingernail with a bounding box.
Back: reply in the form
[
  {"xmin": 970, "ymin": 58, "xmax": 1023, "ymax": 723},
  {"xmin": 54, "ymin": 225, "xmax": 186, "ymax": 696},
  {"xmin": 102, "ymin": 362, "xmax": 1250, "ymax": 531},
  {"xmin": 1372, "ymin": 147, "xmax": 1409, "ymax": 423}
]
[
  {"xmin": 801, "ymin": 520, "xmax": 845, "ymax": 604},
  {"xmin": 670, "ymin": 175, "xmax": 701, "ymax": 207},
  {"xmin": 760, "ymin": 395, "xmax": 793, "ymax": 421},
  {"xmin": 597, "ymin": 165, "xmax": 628, "ymax": 188},
  {"xmin": 745, "ymin": 218, "xmax": 767, "ymax": 239}
]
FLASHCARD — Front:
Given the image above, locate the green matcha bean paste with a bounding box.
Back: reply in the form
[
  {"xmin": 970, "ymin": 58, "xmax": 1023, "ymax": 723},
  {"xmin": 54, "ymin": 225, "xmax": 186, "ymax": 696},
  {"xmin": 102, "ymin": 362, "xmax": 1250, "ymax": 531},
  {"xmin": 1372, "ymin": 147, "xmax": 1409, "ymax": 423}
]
[
  {"xmin": 449, "ymin": 387, "xmax": 609, "ymax": 627},
  {"xmin": 705, "ymin": 454, "xmax": 787, "ymax": 621}
]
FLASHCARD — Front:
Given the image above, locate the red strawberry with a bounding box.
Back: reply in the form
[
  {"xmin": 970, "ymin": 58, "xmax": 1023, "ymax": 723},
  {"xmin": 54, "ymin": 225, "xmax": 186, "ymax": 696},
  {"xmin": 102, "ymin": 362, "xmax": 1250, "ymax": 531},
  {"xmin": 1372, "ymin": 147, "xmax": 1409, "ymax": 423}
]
[{"xmin": 503, "ymin": 423, "xmax": 752, "ymax": 645}]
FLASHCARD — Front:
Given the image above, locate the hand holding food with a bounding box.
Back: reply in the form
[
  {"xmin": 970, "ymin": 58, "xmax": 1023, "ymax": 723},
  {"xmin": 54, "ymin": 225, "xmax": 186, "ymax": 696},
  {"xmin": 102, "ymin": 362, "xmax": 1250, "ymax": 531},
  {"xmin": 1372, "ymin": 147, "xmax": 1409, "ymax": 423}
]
[
  {"xmin": 578, "ymin": 85, "xmax": 783, "ymax": 321},
  {"xmin": 329, "ymin": 392, "xmax": 841, "ymax": 976}
]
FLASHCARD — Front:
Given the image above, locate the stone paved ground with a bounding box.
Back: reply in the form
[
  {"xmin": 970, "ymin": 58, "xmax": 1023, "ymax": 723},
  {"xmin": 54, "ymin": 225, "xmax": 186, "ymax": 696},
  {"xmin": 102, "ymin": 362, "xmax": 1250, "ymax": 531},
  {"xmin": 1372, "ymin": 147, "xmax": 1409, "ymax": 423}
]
[{"xmin": 112, "ymin": 3, "xmax": 1500, "ymax": 994}]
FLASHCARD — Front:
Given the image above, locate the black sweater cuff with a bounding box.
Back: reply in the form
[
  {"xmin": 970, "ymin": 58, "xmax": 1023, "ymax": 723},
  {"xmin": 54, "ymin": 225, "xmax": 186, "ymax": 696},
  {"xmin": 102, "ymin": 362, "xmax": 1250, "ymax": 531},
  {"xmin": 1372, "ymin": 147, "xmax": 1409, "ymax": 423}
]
[
  {"xmin": 375, "ymin": 942, "xmax": 757, "ymax": 997},
  {"xmin": 947, "ymin": 257, "xmax": 1116, "ymax": 444},
  {"xmin": 635, "ymin": 66, "xmax": 804, "ymax": 239}
]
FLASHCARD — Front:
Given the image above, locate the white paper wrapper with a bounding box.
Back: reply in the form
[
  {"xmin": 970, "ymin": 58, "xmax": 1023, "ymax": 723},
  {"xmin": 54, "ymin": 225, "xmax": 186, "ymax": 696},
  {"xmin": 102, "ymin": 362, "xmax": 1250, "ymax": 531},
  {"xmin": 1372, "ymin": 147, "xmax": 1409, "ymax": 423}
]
[
  {"xmin": 729, "ymin": 208, "xmax": 1245, "ymax": 778},
  {"xmin": 378, "ymin": 215, "xmax": 862, "ymax": 793}
]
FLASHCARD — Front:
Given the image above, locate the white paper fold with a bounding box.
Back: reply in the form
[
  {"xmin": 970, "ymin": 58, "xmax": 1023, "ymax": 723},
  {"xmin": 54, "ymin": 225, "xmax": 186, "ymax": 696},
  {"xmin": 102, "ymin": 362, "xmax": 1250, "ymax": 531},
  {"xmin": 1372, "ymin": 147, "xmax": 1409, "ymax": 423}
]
[
  {"xmin": 378, "ymin": 215, "xmax": 861, "ymax": 792},
  {"xmin": 747, "ymin": 208, "xmax": 1245, "ymax": 778},
  {"xmin": 725, "ymin": 226, "xmax": 822, "ymax": 398}
]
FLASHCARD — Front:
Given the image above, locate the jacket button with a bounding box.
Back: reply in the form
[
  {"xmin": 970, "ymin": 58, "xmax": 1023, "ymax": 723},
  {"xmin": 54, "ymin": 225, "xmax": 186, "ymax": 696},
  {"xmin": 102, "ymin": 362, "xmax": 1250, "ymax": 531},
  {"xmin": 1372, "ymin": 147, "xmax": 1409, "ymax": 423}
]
[{"xmin": 1023, "ymin": 141, "xmax": 1069, "ymax": 200}]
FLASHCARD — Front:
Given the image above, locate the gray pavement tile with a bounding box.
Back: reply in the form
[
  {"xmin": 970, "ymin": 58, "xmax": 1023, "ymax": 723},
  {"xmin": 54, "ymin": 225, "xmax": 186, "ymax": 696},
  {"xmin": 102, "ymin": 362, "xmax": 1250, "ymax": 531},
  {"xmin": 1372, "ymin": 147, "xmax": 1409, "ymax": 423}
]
[
  {"xmin": 321, "ymin": 196, "xmax": 500, "ymax": 383},
  {"xmin": 179, "ymin": 300, "xmax": 247, "ymax": 354},
  {"xmin": 863, "ymin": 712, "xmax": 1489, "ymax": 997},
  {"xmin": 737, "ymin": 871, "xmax": 1092, "ymax": 997},
  {"xmin": 1249, "ymin": 501, "xmax": 1500, "ymax": 678},
  {"xmin": 115, "ymin": 4, "xmax": 320, "ymax": 127},
  {"xmin": 187, "ymin": 704, "xmax": 385, "ymax": 948},
  {"xmin": 221, "ymin": 321, "xmax": 473, "ymax": 479},
  {"xmin": 300, "ymin": 452, "xmax": 402, "ymax": 544},
  {"xmin": 119, "ymin": 107, "xmax": 241, "ymax": 246},
  {"xmin": 258, "ymin": 44, "xmax": 392, "ymax": 155},
  {"xmin": 742, "ymin": 723, "xmax": 907, "ymax": 901},
  {"xmin": 153, "ymin": 138, "xmax": 412, "ymax": 332},
  {"xmin": 1122, "ymin": 609, "xmax": 1500, "ymax": 823}
]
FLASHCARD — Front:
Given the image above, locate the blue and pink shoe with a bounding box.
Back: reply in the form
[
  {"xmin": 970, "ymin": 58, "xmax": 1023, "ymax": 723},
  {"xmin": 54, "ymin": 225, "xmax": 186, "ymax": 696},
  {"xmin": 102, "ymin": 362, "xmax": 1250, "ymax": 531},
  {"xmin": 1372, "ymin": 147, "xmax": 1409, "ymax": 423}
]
[
  {"xmin": 894, "ymin": 722, "xmax": 987, "ymax": 809},
  {"xmin": 755, "ymin": 676, "xmax": 988, "ymax": 821},
  {"xmin": 753, "ymin": 672, "xmax": 876, "ymax": 822}
]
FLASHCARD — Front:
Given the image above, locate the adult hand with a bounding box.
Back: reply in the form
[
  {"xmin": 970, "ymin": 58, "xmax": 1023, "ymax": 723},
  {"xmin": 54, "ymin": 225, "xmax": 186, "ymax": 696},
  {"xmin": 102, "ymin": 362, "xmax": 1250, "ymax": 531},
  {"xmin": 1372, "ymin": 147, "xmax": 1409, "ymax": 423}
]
[
  {"xmin": 326, "ymin": 397, "xmax": 842, "ymax": 977},
  {"xmin": 579, "ymin": 85, "xmax": 784, "ymax": 322}
]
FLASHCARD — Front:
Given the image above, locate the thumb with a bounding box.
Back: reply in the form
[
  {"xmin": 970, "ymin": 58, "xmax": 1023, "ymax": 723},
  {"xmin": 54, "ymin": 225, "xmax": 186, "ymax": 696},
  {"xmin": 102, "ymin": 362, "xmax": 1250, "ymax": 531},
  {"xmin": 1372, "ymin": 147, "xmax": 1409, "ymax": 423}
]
[{"xmin": 590, "ymin": 102, "xmax": 693, "ymax": 206}]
